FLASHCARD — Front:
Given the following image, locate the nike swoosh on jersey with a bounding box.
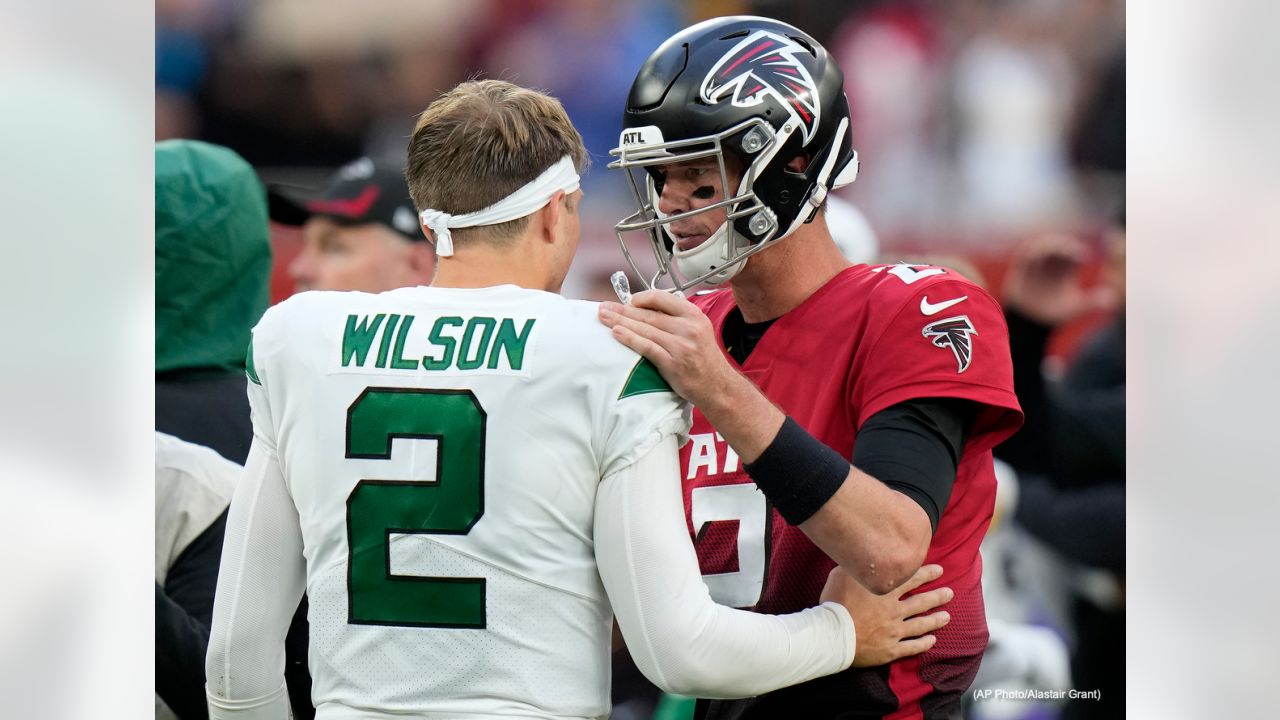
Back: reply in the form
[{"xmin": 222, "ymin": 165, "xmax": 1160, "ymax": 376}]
[{"xmin": 920, "ymin": 295, "xmax": 969, "ymax": 316}]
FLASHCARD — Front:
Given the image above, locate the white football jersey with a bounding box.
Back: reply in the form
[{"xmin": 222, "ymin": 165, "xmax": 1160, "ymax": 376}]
[{"xmin": 247, "ymin": 284, "xmax": 689, "ymax": 719}]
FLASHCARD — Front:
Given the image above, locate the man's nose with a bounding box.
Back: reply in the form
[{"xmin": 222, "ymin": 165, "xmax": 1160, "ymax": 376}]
[
  {"xmin": 657, "ymin": 180, "xmax": 687, "ymax": 216},
  {"xmin": 289, "ymin": 246, "xmax": 317, "ymax": 289}
]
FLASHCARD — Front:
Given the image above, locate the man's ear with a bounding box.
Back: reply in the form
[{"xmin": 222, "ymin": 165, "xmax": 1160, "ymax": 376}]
[{"xmin": 540, "ymin": 190, "xmax": 566, "ymax": 243}]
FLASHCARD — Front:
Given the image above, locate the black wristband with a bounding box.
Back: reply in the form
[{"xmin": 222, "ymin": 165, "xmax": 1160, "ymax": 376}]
[{"xmin": 744, "ymin": 416, "xmax": 849, "ymax": 526}]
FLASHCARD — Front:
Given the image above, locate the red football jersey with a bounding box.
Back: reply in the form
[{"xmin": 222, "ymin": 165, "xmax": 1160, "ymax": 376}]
[{"xmin": 684, "ymin": 263, "xmax": 1022, "ymax": 720}]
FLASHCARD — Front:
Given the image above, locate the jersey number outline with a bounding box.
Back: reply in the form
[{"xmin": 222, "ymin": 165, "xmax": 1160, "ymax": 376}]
[
  {"xmin": 345, "ymin": 387, "xmax": 486, "ymax": 628},
  {"xmin": 691, "ymin": 484, "xmax": 771, "ymax": 608}
]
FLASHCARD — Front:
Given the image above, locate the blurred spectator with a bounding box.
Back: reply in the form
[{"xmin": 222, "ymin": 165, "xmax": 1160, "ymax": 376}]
[
  {"xmin": 155, "ymin": 140, "xmax": 270, "ymax": 465},
  {"xmin": 950, "ymin": 0, "xmax": 1080, "ymax": 235},
  {"xmin": 192, "ymin": 1, "xmax": 489, "ymax": 165},
  {"xmin": 155, "ymin": 432, "xmax": 239, "ymax": 720},
  {"xmin": 997, "ymin": 231, "xmax": 1121, "ymax": 477},
  {"xmin": 155, "ymin": 0, "xmax": 222, "ymax": 140},
  {"xmin": 481, "ymin": 0, "xmax": 678, "ymax": 198},
  {"xmin": 1071, "ymin": 51, "xmax": 1124, "ymax": 175},
  {"xmin": 162, "ymin": 0, "xmax": 1123, "ymax": 259},
  {"xmin": 830, "ymin": 1, "xmax": 945, "ymax": 239},
  {"xmin": 155, "ymin": 140, "xmax": 314, "ymax": 719},
  {"xmin": 996, "ymin": 222, "xmax": 1126, "ymax": 719},
  {"xmin": 269, "ymin": 157, "xmax": 435, "ymax": 293}
]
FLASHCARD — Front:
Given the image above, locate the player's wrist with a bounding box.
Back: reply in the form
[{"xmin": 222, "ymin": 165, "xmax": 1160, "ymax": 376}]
[
  {"xmin": 696, "ymin": 369, "xmax": 783, "ymax": 460},
  {"xmin": 744, "ymin": 416, "xmax": 850, "ymax": 526},
  {"xmin": 693, "ymin": 362, "xmax": 750, "ymax": 417}
]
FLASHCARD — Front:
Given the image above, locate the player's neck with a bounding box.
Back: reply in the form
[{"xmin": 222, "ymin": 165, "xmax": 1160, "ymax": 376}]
[
  {"xmin": 431, "ymin": 238, "xmax": 553, "ymax": 293},
  {"xmin": 730, "ymin": 215, "xmax": 851, "ymax": 323}
]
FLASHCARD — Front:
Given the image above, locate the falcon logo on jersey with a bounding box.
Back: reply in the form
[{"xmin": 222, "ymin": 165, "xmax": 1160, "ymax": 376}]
[
  {"xmin": 700, "ymin": 30, "xmax": 821, "ymax": 144},
  {"xmin": 923, "ymin": 315, "xmax": 978, "ymax": 373}
]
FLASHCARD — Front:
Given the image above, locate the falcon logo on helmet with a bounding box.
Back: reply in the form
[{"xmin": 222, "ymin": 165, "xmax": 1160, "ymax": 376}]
[
  {"xmin": 700, "ymin": 31, "xmax": 821, "ymax": 145},
  {"xmin": 923, "ymin": 316, "xmax": 978, "ymax": 373}
]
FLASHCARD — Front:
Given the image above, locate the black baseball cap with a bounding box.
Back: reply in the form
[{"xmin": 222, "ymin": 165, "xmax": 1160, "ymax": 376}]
[{"xmin": 267, "ymin": 157, "xmax": 424, "ymax": 241}]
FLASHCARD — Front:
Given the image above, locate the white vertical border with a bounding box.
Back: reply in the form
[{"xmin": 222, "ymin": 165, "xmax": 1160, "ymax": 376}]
[
  {"xmin": 0, "ymin": 0, "xmax": 154, "ymax": 716},
  {"xmin": 1130, "ymin": 0, "xmax": 1280, "ymax": 717}
]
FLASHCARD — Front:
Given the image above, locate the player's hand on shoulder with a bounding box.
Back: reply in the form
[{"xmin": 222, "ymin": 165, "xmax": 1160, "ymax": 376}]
[
  {"xmin": 821, "ymin": 563, "xmax": 952, "ymax": 667},
  {"xmin": 598, "ymin": 289, "xmax": 734, "ymax": 406}
]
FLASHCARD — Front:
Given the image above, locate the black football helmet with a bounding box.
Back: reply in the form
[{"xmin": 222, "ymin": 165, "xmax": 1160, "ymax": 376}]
[{"xmin": 610, "ymin": 15, "xmax": 859, "ymax": 291}]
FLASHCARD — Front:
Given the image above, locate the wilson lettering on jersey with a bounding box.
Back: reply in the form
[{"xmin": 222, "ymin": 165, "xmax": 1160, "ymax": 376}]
[{"xmin": 338, "ymin": 313, "xmax": 537, "ymax": 374}]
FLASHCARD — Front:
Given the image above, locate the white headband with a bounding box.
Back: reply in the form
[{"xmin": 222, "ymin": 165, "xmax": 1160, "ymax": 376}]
[{"xmin": 418, "ymin": 155, "xmax": 581, "ymax": 257}]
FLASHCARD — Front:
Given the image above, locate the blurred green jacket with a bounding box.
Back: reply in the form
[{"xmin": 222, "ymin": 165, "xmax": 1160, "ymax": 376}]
[{"xmin": 155, "ymin": 139, "xmax": 270, "ymax": 374}]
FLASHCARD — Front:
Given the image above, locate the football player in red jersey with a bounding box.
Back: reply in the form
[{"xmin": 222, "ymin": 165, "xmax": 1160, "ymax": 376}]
[{"xmin": 600, "ymin": 16, "xmax": 1023, "ymax": 720}]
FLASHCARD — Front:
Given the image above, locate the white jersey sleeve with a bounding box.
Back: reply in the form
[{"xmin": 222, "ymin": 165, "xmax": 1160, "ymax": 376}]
[
  {"xmin": 594, "ymin": 355, "xmax": 691, "ymax": 479},
  {"xmin": 205, "ymin": 437, "xmax": 304, "ymax": 720},
  {"xmin": 595, "ymin": 436, "xmax": 855, "ymax": 699},
  {"xmin": 205, "ymin": 324, "xmax": 303, "ymax": 719}
]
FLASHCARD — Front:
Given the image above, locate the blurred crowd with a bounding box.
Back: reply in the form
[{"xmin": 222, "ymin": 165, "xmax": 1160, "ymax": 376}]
[
  {"xmin": 157, "ymin": 0, "xmax": 1124, "ymax": 293},
  {"xmin": 155, "ymin": 1, "xmax": 1124, "ymax": 719}
]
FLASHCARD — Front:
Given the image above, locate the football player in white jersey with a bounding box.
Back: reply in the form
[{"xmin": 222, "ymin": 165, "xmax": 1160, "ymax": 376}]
[{"xmin": 205, "ymin": 80, "xmax": 951, "ymax": 720}]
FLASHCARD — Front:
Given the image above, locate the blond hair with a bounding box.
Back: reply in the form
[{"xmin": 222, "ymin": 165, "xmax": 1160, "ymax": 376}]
[{"xmin": 406, "ymin": 80, "xmax": 589, "ymax": 246}]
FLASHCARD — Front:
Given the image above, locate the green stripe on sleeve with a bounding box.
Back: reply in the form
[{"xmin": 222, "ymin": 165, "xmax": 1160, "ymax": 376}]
[
  {"xmin": 246, "ymin": 338, "xmax": 261, "ymax": 385},
  {"xmin": 618, "ymin": 357, "xmax": 671, "ymax": 399}
]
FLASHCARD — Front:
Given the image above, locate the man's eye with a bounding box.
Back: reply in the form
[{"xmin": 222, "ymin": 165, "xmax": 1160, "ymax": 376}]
[{"xmin": 320, "ymin": 239, "xmax": 349, "ymax": 256}]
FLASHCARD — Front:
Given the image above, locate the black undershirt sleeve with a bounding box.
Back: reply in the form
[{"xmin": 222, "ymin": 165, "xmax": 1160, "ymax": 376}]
[
  {"xmin": 721, "ymin": 308, "xmax": 974, "ymax": 532},
  {"xmin": 852, "ymin": 398, "xmax": 974, "ymax": 533}
]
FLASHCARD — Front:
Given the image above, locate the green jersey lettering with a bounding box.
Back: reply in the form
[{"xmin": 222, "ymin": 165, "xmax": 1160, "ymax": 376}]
[
  {"xmin": 375, "ymin": 314, "xmax": 402, "ymax": 369},
  {"xmin": 390, "ymin": 315, "xmax": 419, "ymax": 370},
  {"xmin": 488, "ymin": 318, "xmax": 536, "ymax": 370},
  {"xmin": 423, "ymin": 316, "xmax": 464, "ymax": 370},
  {"xmin": 457, "ymin": 317, "xmax": 497, "ymax": 371},
  {"xmin": 342, "ymin": 314, "xmax": 386, "ymax": 368}
]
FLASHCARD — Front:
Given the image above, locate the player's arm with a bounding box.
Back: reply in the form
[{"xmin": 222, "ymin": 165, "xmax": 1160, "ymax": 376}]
[
  {"xmin": 762, "ymin": 398, "xmax": 971, "ymax": 593},
  {"xmin": 595, "ymin": 434, "xmax": 850, "ymax": 698},
  {"xmin": 205, "ymin": 438, "xmax": 305, "ymax": 720},
  {"xmin": 600, "ymin": 292, "xmax": 936, "ymax": 593},
  {"xmin": 594, "ymin": 435, "xmax": 951, "ymax": 698}
]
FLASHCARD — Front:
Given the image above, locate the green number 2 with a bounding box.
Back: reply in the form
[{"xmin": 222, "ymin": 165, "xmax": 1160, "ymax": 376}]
[{"xmin": 345, "ymin": 387, "xmax": 486, "ymax": 628}]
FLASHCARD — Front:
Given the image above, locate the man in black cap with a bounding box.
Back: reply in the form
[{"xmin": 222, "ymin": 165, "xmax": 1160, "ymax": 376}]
[{"xmin": 270, "ymin": 157, "xmax": 436, "ymax": 293}]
